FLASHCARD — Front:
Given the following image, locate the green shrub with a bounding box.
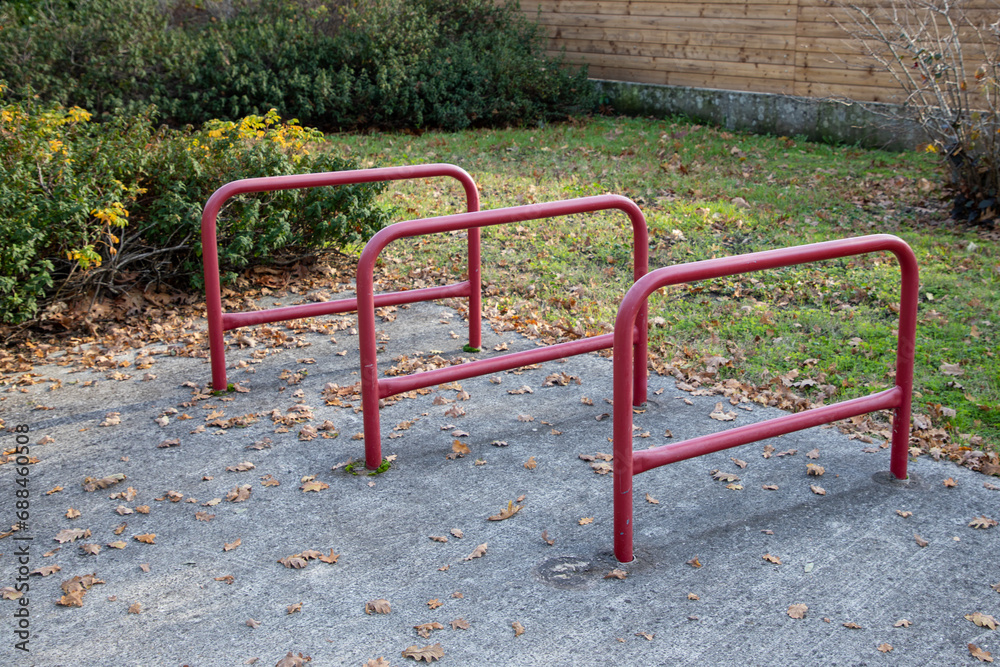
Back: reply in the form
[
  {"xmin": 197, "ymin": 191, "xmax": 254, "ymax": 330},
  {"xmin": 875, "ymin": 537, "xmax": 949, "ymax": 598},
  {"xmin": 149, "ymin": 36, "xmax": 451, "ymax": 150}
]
[
  {"xmin": 0, "ymin": 91, "xmax": 391, "ymax": 324},
  {"xmin": 0, "ymin": 0, "xmax": 596, "ymax": 130}
]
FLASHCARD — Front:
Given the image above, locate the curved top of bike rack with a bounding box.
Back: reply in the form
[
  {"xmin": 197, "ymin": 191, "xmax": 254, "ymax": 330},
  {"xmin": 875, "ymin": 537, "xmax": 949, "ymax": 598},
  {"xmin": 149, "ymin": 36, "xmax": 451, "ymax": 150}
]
[
  {"xmin": 356, "ymin": 194, "xmax": 647, "ymax": 280},
  {"xmin": 200, "ymin": 163, "xmax": 480, "ymax": 237}
]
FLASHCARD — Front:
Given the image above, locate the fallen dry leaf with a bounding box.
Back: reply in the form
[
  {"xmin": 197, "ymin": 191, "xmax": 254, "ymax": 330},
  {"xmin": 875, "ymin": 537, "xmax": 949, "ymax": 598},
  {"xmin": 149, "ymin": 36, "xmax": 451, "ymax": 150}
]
[
  {"xmin": 54, "ymin": 528, "xmax": 91, "ymax": 543},
  {"xmin": 969, "ymin": 516, "xmax": 998, "ymax": 529},
  {"xmin": 82, "ymin": 473, "xmax": 125, "ymax": 492},
  {"xmin": 300, "ymin": 480, "xmax": 329, "ymax": 493},
  {"xmin": 450, "ymin": 528, "xmax": 463, "ymax": 539},
  {"xmin": 246, "ymin": 618, "xmax": 260, "ymax": 628},
  {"xmin": 806, "ymin": 448, "xmax": 820, "ymax": 459},
  {"xmin": 512, "ymin": 621, "xmax": 525, "ymax": 637},
  {"xmin": 762, "ymin": 554, "xmax": 781, "ymax": 565},
  {"xmin": 806, "ymin": 463, "xmax": 825, "ymax": 476},
  {"xmin": 488, "ymin": 500, "xmax": 523, "ymax": 521},
  {"xmin": 365, "ymin": 599, "xmax": 391, "ymax": 615},
  {"xmin": 787, "ymin": 604, "xmax": 808, "ymax": 619},
  {"xmin": 578, "ymin": 517, "xmax": 594, "ymax": 525},
  {"xmin": 463, "ymin": 543, "xmax": 487, "ymax": 560},
  {"xmin": 80, "ymin": 544, "xmax": 101, "ymax": 556},
  {"xmin": 226, "ymin": 485, "xmax": 252, "ymax": 502},
  {"xmin": 541, "ymin": 530, "xmax": 554, "ymax": 546},
  {"xmin": 414, "ymin": 622, "xmax": 444, "ymax": 639},
  {"xmin": 317, "ymin": 549, "xmax": 339, "ymax": 564},
  {"xmin": 226, "ymin": 461, "xmax": 255, "ymax": 472},
  {"xmin": 686, "ymin": 556, "xmax": 702, "ymax": 568},
  {"xmin": 107, "ymin": 541, "xmax": 127, "ymax": 549},
  {"xmin": 287, "ymin": 602, "xmax": 302, "ymax": 614},
  {"xmin": 278, "ymin": 554, "xmax": 308, "ymax": 569},
  {"xmin": 940, "ymin": 362, "xmax": 964, "ymax": 376},
  {"xmin": 688, "ymin": 593, "xmax": 700, "ymax": 600},
  {"xmin": 139, "ymin": 563, "xmax": 150, "ymax": 573},
  {"xmin": 762, "ymin": 484, "xmax": 779, "ymax": 491},
  {"xmin": 134, "ymin": 534, "xmax": 155, "ymax": 544},
  {"xmin": 896, "ymin": 510, "xmax": 913, "ymax": 518},
  {"xmin": 30, "ymin": 565, "xmax": 61, "ymax": 577},
  {"xmin": 712, "ymin": 470, "xmax": 740, "ymax": 482},
  {"xmin": 401, "ymin": 643, "xmax": 444, "ymax": 662},
  {"xmin": 427, "ymin": 599, "xmax": 443, "ymax": 610},
  {"xmin": 645, "ymin": 492, "xmax": 659, "ymax": 504},
  {"xmin": 1, "ymin": 587, "xmax": 22, "ymax": 600},
  {"xmin": 65, "ymin": 508, "xmax": 81, "ymax": 519},
  {"xmin": 944, "ymin": 477, "xmax": 958, "ymax": 487},
  {"xmin": 523, "ymin": 456, "xmax": 537, "ymax": 470},
  {"xmin": 967, "ymin": 612, "xmax": 998, "ymax": 629},
  {"xmin": 447, "ymin": 440, "xmax": 471, "ymax": 459},
  {"xmin": 914, "ymin": 534, "xmax": 929, "ymax": 548},
  {"xmin": 604, "ymin": 569, "xmax": 627, "ymax": 580},
  {"xmin": 810, "ymin": 484, "xmax": 826, "ymax": 496},
  {"xmin": 450, "ymin": 618, "xmax": 470, "ymax": 630},
  {"xmin": 970, "ymin": 643, "xmax": 994, "ymax": 662},
  {"xmin": 364, "ymin": 659, "xmax": 390, "ymax": 667},
  {"xmin": 429, "ymin": 535, "xmax": 448, "ymax": 543},
  {"xmin": 894, "ymin": 619, "xmax": 912, "ymax": 627},
  {"xmin": 843, "ymin": 621, "xmax": 862, "ymax": 629},
  {"xmin": 195, "ymin": 511, "xmax": 215, "ymax": 522},
  {"xmin": 215, "ymin": 575, "xmax": 234, "ymax": 584},
  {"xmin": 275, "ymin": 652, "xmax": 310, "ymax": 667},
  {"xmin": 878, "ymin": 643, "xmax": 893, "ymax": 653},
  {"xmin": 128, "ymin": 602, "xmax": 141, "ymax": 614},
  {"xmin": 223, "ymin": 538, "xmax": 242, "ymax": 552},
  {"xmin": 731, "ymin": 457, "xmax": 748, "ymax": 469},
  {"xmin": 709, "ymin": 402, "xmax": 737, "ymax": 421}
]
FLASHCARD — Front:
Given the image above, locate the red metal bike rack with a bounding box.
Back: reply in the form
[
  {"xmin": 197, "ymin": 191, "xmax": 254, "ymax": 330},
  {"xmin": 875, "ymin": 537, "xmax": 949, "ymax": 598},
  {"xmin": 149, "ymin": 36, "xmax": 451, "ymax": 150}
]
[
  {"xmin": 611, "ymin": 234, "xmax": 919, "ymax": 563},
  {"xmin": 202, "ymin": 164, "xmax": 482, "ymax": 391},
  {"xmin": 358, "ymin": 195, "xmax": 650, "ymax": 469}
]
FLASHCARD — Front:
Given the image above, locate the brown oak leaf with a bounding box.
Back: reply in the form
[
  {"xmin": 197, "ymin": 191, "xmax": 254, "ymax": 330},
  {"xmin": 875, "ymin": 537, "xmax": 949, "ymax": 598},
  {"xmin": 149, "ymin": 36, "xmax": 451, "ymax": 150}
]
[
  {"xmin": 414, "ymin": 622, "xmax": 444, "ymax": 639},
  {"xmin": 226, "ymin": 485, "xmax": 252, "ymax": 502},
  {"xmin": 512, "ymin": 621, "xmax": 525, "ymax": 637},
  {"xmin": 365, "ymin": 599, "xmax": 391, "ymax": 615},
  {"xmin": 969, "ymin": 644, "xmax": 994, "ymax": 663},
  {"xmin": 54, "ymin": 528, "xmax": 91, "ymax": 543},
  {"xmin": 463, "ymin": 543, "xmax": 487, "ymax": 560},
  {"xmin": 488, "ymin": 500, "xmax": 523, "ymax": 521},
  {"xmin": 401, "ymin": 643, "xmax": 444, "ymax": 662},
  {"xmin": 787, "ymin": 603, "xmax": 808, "ymax": 618},
  {"xmin": 967, "ymin": 612, "xmax": 998, "ymax": 630}
]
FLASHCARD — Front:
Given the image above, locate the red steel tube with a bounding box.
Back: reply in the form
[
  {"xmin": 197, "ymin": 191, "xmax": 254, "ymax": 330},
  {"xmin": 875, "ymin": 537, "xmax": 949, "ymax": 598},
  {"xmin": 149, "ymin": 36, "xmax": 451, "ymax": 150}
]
[
  {"xmin": 632, "ymin": 388, "xmax": 902, "ymax": 474},
  {"xmin": 221, "ymin": 282, "xmax": 471, "ymax": 330},
  {"xmin": 611, "ymin": 234, "xmax": 919, "ymax": 562},
  {"xmin": 377, "ymin": 331, "xmax": 647, "ymax": 399},
  {"xmin": 358, "ymin": 195, "xmax": 650, "ymax": 469},
  {"xmin": 202, "ymin": 164, "xmax": 481, "ymax": 391}
]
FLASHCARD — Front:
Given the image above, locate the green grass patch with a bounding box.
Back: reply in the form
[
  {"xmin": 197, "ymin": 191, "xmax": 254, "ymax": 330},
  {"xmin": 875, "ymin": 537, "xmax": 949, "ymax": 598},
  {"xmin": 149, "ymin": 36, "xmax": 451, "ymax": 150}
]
[{"xmin": 331, "ymin": 116, "xmax": 999, "ymax": 452}]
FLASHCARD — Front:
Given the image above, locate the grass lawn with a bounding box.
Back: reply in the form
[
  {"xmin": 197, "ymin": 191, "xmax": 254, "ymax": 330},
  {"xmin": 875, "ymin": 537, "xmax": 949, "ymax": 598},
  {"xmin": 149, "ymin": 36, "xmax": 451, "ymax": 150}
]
[{"xmin": 330, "ymin": 115, "xmax": 1000, "ymax": 455}]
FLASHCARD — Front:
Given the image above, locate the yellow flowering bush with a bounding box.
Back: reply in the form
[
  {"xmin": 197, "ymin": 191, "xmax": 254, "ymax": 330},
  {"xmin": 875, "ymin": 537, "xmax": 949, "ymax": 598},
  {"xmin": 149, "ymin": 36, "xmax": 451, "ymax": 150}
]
[{"xmin": 0, "ymin": 91, "xmax": 389, "ymax": 324}]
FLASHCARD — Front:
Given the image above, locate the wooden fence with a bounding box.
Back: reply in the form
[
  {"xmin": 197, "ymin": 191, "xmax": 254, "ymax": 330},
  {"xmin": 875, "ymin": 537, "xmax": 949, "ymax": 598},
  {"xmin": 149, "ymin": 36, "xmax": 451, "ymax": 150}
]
[{"xmin": 521, "ymin": 0, "xmax": 998, "ymax": 104}]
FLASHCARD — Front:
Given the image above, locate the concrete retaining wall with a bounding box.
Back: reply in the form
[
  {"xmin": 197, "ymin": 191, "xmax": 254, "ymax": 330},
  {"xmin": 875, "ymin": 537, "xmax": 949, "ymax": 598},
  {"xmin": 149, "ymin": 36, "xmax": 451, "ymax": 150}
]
[{"xmin": 598, "ymin": 79, "xmax": 928, "ymax": 150}]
